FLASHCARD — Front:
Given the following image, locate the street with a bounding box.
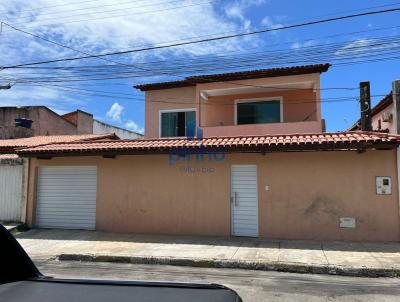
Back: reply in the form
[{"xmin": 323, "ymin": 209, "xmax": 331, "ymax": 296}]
[{"xmin": 35, "ymin": 259, "xmax": 400, "ymax": 302}]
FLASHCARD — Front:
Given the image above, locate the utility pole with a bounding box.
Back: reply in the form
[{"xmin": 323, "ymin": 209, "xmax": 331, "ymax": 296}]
[
  {"xmin": 360, "ymin": 81, "xmax": 372, "ymax": 131},
  {"xmin": 393, "ymin": 80, "xmax": 400, "ymax": 134}
]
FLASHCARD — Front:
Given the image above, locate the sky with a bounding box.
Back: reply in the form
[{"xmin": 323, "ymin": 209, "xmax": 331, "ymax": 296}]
[{"xmin": 0, "ymin": 0, "xmax": 399, "ymax": 133}]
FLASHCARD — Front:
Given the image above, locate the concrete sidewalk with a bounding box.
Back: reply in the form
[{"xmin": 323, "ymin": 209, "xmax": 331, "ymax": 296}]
[{"xmin": 16, "ymin": 229, "xmax": 400, "ymax": 277}]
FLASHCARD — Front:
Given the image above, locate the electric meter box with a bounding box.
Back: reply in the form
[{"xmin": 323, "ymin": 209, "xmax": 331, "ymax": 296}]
[{"xmin": 376, "ymin": 176, "xmax": 392, "ymax": 195}]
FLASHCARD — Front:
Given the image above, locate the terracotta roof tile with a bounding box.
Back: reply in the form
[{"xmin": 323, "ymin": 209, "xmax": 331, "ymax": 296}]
[
  {"xmin": 16, "ymin": 131, "xmax": 400, "ymax": 157},
  {"xmin": 0, "ymin": 154, "xmax": 19, "ymax": 159},
  {"xmin": 134, "ymin": 64, "xmax": 331, "ymax": 91},
  {"xmin": 0, "ymin": 133, "xmax": 119, "ymax": 153}
]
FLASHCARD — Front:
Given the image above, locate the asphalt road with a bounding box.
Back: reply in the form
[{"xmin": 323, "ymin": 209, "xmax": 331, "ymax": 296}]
[{"xmin": 35, "ymin": 259, "xmax": 400, "ymax": 302}]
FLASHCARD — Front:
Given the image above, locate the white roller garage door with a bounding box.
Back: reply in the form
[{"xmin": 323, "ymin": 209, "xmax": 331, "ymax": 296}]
[{"xmin": 36, "ymin": 166, "xmax": 97, "ymax": 230}]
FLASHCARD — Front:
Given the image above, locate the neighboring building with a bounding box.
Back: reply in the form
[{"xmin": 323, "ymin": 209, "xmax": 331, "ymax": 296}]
[
  {"xmin": 0, "ymin": 107, "xmax": 142, "ymax": 139},
  {"xmin": 93, "ymin": 119, "xmax": 141, "ymax": 140},
  {"xmin": 64, "ymin": 110, "xmax": 143, "ymax": 139},
  {"xmin": 15, "ymin": 64, "xmax": 400, "ymax": 242},
  {"xmin": 0, "ymin": 133, "xmax": 119, "ymax": 222},
  {"xmin": 0, "ymin": 106, "xmax": 79, "ymax": 139},
  {"xmin": 135, "ymin": 64, "xmax": 331, "ymax": 139},
  {"xmin": 350, "ymin": 93, "xmax": 395, "ymax": 133}
]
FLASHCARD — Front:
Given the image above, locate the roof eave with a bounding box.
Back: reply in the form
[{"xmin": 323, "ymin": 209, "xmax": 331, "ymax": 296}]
[
  {"xmin": 133, "ymin": 63, "xmax": 331, "ymax": 91},
  {"xmin": 16, "ymin": 141, "xmax": 398, "ymax": 158}
]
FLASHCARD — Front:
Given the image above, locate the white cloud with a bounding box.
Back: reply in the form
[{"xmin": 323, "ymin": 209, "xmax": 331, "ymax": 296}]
[
  {"xmin": 125, "ymin": 120, "xmax": 144, "ymax": 134},
  {"xmin": 260, "ymin": 16, "xmax": 283, "ymax": 31},
  {"xmin": 335, "ymin": 39, "xmax": 373, "ymax": 57},
  {"xmin": 291, "ymin": 40, "xmax": 316, "ymax": 50},
  {"xmin": 0, "ymin": 0, "xmax": 261, "ymax": 64},
  {"xmin": 0, "ymin": 83, "xmax": 82, "ymax": 114},
  {"xmin": 0, "ymin": 0, "xmax": 268, "ymax": 107},
  {"xmin": 334, "ymin": 38, "xmax": 400, "ymax": 58},
  {"xmin": 224, "ymin": 0, "xmax": 267, "ymax": 31},
  {"xmin": 106, "ymin": 102, "xmax": 124, "ymax": 121}
]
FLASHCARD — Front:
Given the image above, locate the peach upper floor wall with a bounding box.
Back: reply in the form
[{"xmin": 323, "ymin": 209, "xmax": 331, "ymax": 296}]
[
  {"xmin": 26, "ymin": 149, "xmax": 399, "ymax": 241},
  {"xmin": 144, "ymin": 73, "xmax": 322, "ymax": 138},
  {"xmin": 145, "ymin": 86, "xmax": 196, "ymax": 139},
  {"xmin": 200, "ymin": 89, "xmax": 321, "ymax": 136}
]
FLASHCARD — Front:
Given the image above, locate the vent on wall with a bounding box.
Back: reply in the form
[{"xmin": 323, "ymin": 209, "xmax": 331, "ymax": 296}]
[{"xmin": 382, "ymin": 112, "xmax": 393, "ymax": 122}]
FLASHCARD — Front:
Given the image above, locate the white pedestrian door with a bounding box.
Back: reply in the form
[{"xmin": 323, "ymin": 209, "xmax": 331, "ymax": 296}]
[
  {"xmin": 231, "ymin": 165, "xmax": 259, "ymax": 237},
  {"xmin": 36, "ymin": 166, "xmax": 97, "ymax": 230}
]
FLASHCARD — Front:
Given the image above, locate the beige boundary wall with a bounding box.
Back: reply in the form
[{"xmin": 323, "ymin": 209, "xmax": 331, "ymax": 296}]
[{"xmin": 26, "ymin": 149, "xmax": 400, "ymax": 241}]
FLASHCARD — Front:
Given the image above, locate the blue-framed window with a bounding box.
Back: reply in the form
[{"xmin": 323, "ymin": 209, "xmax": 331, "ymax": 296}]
[
  {"xmin": 160, "ymin": 110, "xmax": 196, "ymax": 138},
  {"xmin": 236, "ymin": 100, "xmax": 281, "ymax": 125}
]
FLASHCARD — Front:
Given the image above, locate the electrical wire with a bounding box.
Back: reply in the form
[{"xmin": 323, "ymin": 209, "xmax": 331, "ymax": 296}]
[
  {"xmin": 2, "ymin": 23, "xmax": 400, "ymax": 89},
  {"xmin": 2, "ymin": 0, "xmax": 192, "ymax": 20},
  {"xmin": 4, "ymin": 20, "xmax": 391, "ymax": 94},
  {"xmin": 6, "ymin": 0, "xmax": 214, "ymax": 27},
  {"xmin": 0, "ymin": 74, "xmax": 386, "ymax": 108},
  {"xmin": 2, "ymin": 7, "xmax": 400, "ymax": 69},
  {"xmin": 0, "ymin": 0, "xmax": 103, "ymax": 13}
]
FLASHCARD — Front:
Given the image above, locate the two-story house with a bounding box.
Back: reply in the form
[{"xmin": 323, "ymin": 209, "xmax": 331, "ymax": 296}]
[
  {"xmin": 17, "ymin": 64, "xmax": 400, "ymax": 242},
  {"xmin": 137, "ymin": 64, "xmax": 328, "ymax": 139}
]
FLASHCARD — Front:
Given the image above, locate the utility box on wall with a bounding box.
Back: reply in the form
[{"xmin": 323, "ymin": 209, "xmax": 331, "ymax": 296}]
[
  {"xmin": 339, "ymin": 217, "xmax": 356, "ymax": 228},
  {"xmin": 376, "ymin": 176, "xmax": 392, "ymax": 195}
]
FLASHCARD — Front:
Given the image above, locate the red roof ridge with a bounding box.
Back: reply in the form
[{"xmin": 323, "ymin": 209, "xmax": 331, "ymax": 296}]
[
  {"xmin": 15, "ymin": 130, "xmax": 400, "ymax": 157},
  {"xmin": 0, "ymin": 133, "xmax": 119, "ymax": 152},
  {"xmin": 134, "ymin": 63, "xmax": 331, "ymax": 91}
]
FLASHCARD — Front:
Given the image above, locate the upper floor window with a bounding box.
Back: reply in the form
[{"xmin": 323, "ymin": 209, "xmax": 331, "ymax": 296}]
[
  {"xmin": 160, "ymin": 109, "xmax": 196, "ymax": 138},
  {"xmin": 235, "ymin": 98, "xmax": 282, "ymax": 125}
]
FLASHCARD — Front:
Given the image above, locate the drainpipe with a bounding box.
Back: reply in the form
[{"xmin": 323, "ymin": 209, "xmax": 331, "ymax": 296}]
[
  {"xmin": 393, "ymin": 80, "xmax": 400, "ymax": 240},
  {"xmin": 20, "ymin": 158, "xmax": 29, "ymax": 223},
  {"xmin": 393, "ymin": 80, "xmax": 400, "ymax": 135}
]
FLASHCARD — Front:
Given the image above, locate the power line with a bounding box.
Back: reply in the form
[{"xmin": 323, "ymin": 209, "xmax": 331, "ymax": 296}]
[
  {"xmin": 2, "ymin": 12, "xmax": 399, "ymax": 102},
  {"xmin": 0, "ymin": 74, "xmax": 387, "ymax": 108},
  {"xmin": 4, "ymin": 14, "xmax": 396, "ymax": 60},
  {"xmin": 1, "ymin": 29, "xmax": 399, "ymax": 84},
  {"xmin": 0, "ymin": 20, "xmax": 376, "ymax": 93},
  {"xmin": 5, "ymin": 24, "xmax": 400, "ymax": 86},
  {"xmin": 2, "ymin": 7, "xmax": 400, "ymax": 69},
  {"xmin": 8, "ymin": 1, "xmax": 400, "ymax": 29},
  {"xmin": 7, "ymin": 25, "xmax": 400, "ymax": 69},
  {"xmin": 8, "ymin": 81, "xmax": 367, "ymax": 106},
  {"xmin": 2, "ymin": 33, "xmax": 399, "ymax": 84},
  {"xmin": 6, "ymin": 0, "xmax": 214, "ymax": 27},
  {"xmin": 0, "ymin": 74, "xmax": 364, "ymax": 106},
  {"xmin": 3, "ymin": 0, "xmax": 179, "ymax": 20},
  {"xmin": 6, "ymin": 0, "xmax": 210, "ymax": 24}
]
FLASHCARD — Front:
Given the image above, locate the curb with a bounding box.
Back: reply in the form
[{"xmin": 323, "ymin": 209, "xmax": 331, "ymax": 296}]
[{"xmin": 57, "ymin": 254, "xmax": 400, "ymax": 278}]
